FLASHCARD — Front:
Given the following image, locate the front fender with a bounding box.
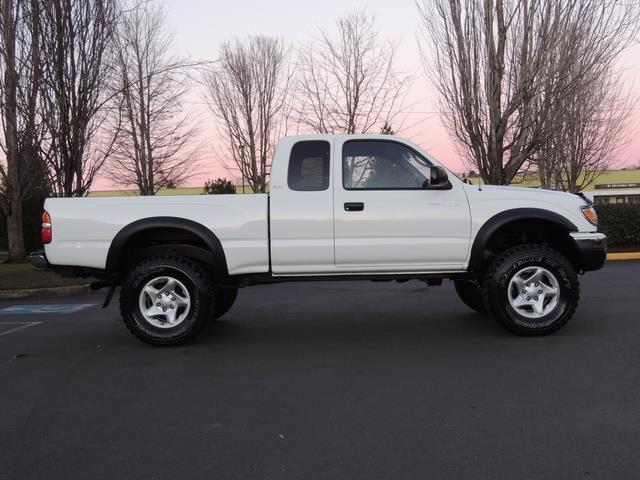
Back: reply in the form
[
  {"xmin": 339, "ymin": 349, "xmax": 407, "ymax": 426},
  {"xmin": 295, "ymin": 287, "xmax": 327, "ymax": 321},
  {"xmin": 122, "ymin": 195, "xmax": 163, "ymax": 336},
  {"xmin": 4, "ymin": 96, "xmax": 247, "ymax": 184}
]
[{"xmin": 468, "ymin": 208, "xmax": 578, "ymax": 271}]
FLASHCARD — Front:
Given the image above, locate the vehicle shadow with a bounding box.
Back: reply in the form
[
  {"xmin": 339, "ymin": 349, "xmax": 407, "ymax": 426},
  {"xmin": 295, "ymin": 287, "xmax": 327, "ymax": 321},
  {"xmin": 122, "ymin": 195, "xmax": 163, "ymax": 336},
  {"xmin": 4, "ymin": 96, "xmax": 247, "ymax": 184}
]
[{"xmin": 197, "ymin": 308, "xmax": 515, "ymax": 352}]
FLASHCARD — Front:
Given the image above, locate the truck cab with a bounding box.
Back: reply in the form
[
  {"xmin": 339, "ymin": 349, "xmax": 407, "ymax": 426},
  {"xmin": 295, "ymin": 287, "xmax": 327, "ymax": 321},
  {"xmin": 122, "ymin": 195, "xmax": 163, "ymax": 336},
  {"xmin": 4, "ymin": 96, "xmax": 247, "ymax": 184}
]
[{"xmin": 269, "ymin": 135, "xmax": 471, "ymax": 274}]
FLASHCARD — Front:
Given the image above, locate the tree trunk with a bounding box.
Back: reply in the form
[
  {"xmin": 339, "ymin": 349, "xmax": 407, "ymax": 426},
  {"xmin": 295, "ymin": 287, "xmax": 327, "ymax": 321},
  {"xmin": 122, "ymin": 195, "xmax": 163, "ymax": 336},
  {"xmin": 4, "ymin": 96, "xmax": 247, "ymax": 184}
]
[
  {"xmin": 2, "ymin": 0, "xmax": 27, "ymax": 261},
  {"xmin": 5, "ymin": 201, "xmax": 26, "ymax": 261}
]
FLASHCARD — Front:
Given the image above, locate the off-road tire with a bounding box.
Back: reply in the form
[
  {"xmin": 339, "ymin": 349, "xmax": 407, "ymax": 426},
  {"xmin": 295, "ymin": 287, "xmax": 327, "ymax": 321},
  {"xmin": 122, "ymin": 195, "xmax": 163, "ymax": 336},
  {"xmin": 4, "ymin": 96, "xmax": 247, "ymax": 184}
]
[
  {"xmin": 482, "ymin": 244, "xmax": 580, "ymax": 335},
  {"xmin": 454, "ymin": 279, "xmax": 486, "ymax": 313},
  {"xmin": 120, "ymin": 256, "xmax": 214, "ymax": 346},
  {"xmin": 212, "ymin": 287, "xmax": 238, "ymax": 320}
]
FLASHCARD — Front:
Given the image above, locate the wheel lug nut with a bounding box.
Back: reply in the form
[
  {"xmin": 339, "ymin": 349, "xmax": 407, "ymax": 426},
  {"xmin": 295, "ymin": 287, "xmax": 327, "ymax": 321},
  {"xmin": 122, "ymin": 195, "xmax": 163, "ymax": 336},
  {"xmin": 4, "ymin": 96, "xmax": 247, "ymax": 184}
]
[
  {"xmin": 522, "ymin": 290, "xmax": 526, "ymax": 294},
  {"xmin": 534, "ymin": 296, "xmax": 539, "ymax": 301},
  {"xmin": 526, "ymin": 283, "xmax": 530, "ymax": 287},
  {"xmin": 535, "ymin": 282, "xmax": 539, "ymax": 287},
  {"xmin": 156, "ymin": 302, "xmax": 161, "ymax": 306},
  {"xmin": 171, "ymin": 297, "xmax": 175, "ymax": 301},
  {"xmin": 170, "ymin": 305, "xmax": 174, "ymax": 309},
  {"xmin": 538, "ymin": 290, "xmax": 543, "ymax": 294},
  {"xmin": 162, "ymin": 307, "xmax": 167, "ymax": 312},
  {"xmin": 157, "ymin": 294, "xmax": 162, "ymax": 298},
  {"xmin": 526, "ymin": 296, "xmax": 531, "ymax": 301}
]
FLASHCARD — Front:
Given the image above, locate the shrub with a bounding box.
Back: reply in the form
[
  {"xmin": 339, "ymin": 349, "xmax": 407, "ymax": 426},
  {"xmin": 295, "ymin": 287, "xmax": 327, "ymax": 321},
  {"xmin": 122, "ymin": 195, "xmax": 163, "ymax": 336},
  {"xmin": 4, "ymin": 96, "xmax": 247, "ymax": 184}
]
[
  {"xmin": 595, "ymin": 204, "xmax": 640, "ymax": 247},
  {"xmin": 203, "ymin": 178, "xmax": 236, "ymax": 195}
]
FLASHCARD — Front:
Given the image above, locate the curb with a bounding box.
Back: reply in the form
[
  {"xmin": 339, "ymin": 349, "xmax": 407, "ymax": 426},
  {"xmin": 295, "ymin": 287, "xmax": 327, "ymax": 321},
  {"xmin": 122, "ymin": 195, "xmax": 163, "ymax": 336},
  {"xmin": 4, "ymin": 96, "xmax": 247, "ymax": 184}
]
[
  {"xmin": 607, "ymin": 252, "xmax": 640, "ymax": 261},
  {"xmin": 0, "ymin": 284, "xmax": 94, "ymax": 300}
]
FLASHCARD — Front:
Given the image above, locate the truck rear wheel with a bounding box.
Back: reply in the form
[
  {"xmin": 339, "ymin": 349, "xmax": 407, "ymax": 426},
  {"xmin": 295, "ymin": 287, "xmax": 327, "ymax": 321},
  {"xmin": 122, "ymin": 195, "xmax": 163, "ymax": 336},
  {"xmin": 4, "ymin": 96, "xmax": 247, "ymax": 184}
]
[
  {"xmin": 454, "ymin": 279, "xmax": 486, "ymax": 313},
  {"xmin": 212, "ymin": 287, "xmax": 238, "ymax": 320},
  {"xmin": 482, "ymin": 244, "xmax": 579, "ymax": 335},
  {"xmin": 120, "ymin": 256, "xmax": 214, "ymax": 346}
]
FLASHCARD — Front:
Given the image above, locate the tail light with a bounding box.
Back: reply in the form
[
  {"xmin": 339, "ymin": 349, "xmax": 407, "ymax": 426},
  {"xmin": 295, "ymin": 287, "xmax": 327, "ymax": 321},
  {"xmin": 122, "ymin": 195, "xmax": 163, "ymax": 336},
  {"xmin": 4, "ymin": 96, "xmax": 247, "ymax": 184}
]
[{"xmin": 42, "ymin": 211, "xmax": 52, "ymax": 244}]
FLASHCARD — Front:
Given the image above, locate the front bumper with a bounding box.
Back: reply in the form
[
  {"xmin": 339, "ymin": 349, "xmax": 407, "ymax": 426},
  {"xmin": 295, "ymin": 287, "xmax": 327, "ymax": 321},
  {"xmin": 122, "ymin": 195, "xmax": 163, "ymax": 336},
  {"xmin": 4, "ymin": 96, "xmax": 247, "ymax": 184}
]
[
  {"xmin": 570, "ymin": 232, "xmax": 607, "ymax": 272},
  {"xmin": 29, "ymin": 250, "xmax": 49, "ymax": 269}
]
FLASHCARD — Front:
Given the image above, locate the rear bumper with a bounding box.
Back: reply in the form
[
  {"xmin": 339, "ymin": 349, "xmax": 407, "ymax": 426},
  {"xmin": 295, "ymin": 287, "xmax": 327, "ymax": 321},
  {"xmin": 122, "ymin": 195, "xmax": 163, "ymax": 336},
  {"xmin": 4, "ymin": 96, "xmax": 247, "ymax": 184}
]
[
  {"xmin": 29, "ymin": 250, "xmax": 49, "ymax": 269},
  {"xmin": 570, "ymin": 232, "xmax": 607, "ymax": 272}
]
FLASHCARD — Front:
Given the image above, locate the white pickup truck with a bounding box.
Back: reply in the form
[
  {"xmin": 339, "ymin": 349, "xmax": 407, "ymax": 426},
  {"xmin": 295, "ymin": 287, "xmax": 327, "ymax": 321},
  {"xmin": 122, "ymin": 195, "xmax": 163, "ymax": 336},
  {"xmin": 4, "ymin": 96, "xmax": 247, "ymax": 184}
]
[{"xmin": 32, "ymin": 135, "xmax": 606, "ymax": 345}]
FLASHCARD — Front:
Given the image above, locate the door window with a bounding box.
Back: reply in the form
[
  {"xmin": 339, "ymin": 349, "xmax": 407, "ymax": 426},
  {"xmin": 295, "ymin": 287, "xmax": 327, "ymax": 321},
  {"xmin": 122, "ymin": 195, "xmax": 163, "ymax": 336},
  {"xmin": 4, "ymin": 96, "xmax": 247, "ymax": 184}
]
[
  {"xmin": 288, "ymin": 141, "xmax": 331, "ymax": 191},
  {"xmin": 343, "ymin": 140, "xmax": 432, "ymax": 190}
]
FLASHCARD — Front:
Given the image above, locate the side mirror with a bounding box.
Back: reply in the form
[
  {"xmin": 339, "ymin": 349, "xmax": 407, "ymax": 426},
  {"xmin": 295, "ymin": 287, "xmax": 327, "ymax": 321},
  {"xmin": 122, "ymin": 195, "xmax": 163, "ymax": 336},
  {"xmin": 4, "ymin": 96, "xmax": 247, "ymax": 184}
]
[{"xmin": 424, "ymin": 166, "xmax": 451, "ymax": 190}]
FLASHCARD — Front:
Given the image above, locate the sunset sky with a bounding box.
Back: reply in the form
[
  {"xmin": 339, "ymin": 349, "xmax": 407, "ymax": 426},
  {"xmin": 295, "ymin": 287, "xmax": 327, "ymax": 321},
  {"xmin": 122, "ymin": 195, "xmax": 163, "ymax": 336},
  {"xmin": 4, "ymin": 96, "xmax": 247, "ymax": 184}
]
[{"xmin": 95, "ymin": 0, "xmax": 640, "ymax": 189}]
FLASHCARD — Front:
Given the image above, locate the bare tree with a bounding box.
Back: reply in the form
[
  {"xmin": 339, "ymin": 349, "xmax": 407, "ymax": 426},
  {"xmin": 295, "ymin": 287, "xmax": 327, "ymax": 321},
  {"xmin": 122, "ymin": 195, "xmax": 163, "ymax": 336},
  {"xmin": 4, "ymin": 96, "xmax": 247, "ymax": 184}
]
[
  {"xmin": 106, "ymin": 0, "xmax": 201, "ymax": 195},
  {"xmin": 37, "ymin": 0, "xmax": 118, "ymax": 197},
  {"xmin": 537, "ymin": 70, "xmax": 634, "ymax": 192},
  {"xmin": 0, "ymin": 0, "xmax": 43, "ymax": 261},
  {"xmin": 534, "ymin": 0, "xmax": 639, "ymax": 192},
  {"xmin": 417, "ymin": 0, "xmax": 639, "ymax": 185},
  {"xmin": 203, "ymin": 36, "xmax": 290, "ymax": 193},
  {"xmin": 297, "ymin": 10, "xmax": 409, "ymax": 135}
]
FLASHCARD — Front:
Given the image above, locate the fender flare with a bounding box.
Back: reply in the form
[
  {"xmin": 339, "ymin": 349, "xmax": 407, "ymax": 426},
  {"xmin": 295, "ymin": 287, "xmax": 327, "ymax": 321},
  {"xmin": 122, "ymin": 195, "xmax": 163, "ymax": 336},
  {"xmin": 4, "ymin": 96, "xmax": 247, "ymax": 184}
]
[
  {"xmin": 105, "ymin": 217, "xmax": 229, "ymax": 277},
  {"xmin": 468, "ymin": 208, "xmax": 578, "ymax": 271}
]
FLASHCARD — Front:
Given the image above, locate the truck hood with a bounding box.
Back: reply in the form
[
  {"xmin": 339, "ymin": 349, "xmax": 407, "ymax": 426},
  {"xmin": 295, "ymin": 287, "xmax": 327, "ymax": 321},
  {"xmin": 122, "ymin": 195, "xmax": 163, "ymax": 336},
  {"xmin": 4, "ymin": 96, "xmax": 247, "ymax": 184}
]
[{"xmin": 463, "ymin": 183, "xmax": 595, "ymax": 232}]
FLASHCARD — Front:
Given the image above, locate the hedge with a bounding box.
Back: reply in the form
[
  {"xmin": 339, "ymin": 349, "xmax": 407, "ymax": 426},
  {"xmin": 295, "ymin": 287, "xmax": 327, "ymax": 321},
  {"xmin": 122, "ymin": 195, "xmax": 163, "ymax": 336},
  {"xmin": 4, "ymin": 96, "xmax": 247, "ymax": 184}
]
[{"xmin": 595, "ymin": 204, "xmax": 640, "ymax": 247}]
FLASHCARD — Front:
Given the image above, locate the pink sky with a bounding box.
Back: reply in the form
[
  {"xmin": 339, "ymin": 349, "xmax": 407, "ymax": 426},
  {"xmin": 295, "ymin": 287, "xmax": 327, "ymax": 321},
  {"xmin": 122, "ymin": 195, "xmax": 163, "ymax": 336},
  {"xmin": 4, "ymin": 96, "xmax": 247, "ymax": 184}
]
[{"xmin": 93, "ymin": 0, "xmax": 640, "ymax": 190}]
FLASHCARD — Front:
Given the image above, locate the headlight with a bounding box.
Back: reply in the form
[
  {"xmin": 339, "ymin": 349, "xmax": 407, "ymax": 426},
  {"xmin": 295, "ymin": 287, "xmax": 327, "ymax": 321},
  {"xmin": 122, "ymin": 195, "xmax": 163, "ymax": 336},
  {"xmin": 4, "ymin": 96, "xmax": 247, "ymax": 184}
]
[{"xmin": 580, "ymin": 205, "xmax": 598, "ymax": 227}]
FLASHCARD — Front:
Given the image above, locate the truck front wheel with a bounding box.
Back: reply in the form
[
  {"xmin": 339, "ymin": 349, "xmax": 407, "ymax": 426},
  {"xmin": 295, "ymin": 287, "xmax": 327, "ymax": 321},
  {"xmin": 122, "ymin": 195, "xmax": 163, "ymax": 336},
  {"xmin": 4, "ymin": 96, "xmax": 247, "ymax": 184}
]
[
  {"xmin": 120, "ymin": 256, "xmax": 213, "ymax": 346},
  {"xmin": 482, "ymin": 244, "xmax": 580, "ymax": 335}
]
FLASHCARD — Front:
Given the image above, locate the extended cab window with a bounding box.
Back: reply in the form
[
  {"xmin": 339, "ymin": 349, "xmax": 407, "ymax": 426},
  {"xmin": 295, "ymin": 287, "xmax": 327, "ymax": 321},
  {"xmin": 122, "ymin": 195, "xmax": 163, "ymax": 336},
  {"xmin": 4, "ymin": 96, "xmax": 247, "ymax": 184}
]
[
  {"xmin": 343, "ymin": 140, "xmax": 432, "ymax": 190},
  {"xmin": 288, "ymin": 141, "xmax": 331, "ymax": 191}
]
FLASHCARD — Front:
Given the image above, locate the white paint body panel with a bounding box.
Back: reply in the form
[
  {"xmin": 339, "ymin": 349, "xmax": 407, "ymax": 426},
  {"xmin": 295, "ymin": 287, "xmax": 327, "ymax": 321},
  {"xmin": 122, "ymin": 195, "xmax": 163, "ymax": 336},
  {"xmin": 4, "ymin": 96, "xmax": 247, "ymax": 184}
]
[
  {"xmin": 463, "ymin": 183, "xmax": 596, "ymax": 268},
  {"xmin": 332, "ymin": 135, "xmax": 471, "ymax": 271},
  {"xmin": 44, "ymin": 134, "xmax": 596, "ymax": 277},
  {"xmin": 269, "ymin": 135, "xmax": 336, "ymax": 274},
  {"xmin": 44, "ymin": 195, "xmax": 269, "ymax": 274}
]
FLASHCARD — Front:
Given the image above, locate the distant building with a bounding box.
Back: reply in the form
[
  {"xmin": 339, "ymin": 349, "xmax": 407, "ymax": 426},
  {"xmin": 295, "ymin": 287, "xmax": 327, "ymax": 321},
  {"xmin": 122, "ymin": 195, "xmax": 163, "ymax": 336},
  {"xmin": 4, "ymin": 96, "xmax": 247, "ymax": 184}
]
[
  {"xmin": 530, "ymin": 170, "xmax": 640, "ymax": 205},
  {"xmin": 583, "ymin": 170, "xmax": 640, "ymax": 205}
]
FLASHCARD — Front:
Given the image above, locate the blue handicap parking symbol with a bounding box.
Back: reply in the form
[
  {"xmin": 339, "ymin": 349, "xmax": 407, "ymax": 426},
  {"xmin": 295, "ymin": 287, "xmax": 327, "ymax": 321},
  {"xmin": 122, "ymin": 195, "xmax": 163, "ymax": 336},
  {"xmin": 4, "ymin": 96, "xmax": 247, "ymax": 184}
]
[{"xmin": 0, "ymin": 304, "xmax": 98, "ymax": 315}]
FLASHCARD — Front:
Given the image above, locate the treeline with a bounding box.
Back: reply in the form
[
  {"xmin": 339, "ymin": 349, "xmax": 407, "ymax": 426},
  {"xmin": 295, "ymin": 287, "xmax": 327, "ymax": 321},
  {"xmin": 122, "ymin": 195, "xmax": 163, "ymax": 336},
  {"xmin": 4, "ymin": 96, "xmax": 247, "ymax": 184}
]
[{"xmin": 1, "ymin": 0, "xmax": 638, "ymax": 261}]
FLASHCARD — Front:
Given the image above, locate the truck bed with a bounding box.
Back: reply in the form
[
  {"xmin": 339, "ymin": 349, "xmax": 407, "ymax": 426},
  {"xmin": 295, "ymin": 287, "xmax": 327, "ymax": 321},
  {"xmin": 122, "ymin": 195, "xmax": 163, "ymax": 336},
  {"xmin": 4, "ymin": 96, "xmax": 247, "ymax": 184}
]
[{"xmin": 44, "ymin": 194, "xmax": 270, "ymax": 275}]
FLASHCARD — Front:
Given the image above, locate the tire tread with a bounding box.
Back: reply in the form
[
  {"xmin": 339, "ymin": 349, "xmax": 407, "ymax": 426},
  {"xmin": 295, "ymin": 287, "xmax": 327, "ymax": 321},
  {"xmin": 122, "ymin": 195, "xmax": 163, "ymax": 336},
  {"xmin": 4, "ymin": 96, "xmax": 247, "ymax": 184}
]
[
  {"xmin": 119, "ymin": 255, "xmax": 213, "ymax": 346},
  {"xmin": 482, "ymin": 244, "xmax": 580, "ymax": 335}
]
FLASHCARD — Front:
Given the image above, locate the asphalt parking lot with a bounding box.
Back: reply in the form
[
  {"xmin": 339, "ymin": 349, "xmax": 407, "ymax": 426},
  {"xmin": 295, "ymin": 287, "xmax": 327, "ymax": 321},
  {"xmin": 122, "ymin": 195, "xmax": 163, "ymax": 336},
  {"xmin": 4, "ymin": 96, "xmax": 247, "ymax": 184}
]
[{"xmin": 1, "ymin": 261, "xmax": 639, "ymax": 480}]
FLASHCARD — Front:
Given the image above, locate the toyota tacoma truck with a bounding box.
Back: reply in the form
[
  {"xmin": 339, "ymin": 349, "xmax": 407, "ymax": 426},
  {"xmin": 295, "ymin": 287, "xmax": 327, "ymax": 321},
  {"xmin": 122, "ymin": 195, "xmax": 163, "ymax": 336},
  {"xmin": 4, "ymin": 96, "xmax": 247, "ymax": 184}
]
[{"xmin": 31, "ymin": 135, "xmax": 606, "ymax": 345}]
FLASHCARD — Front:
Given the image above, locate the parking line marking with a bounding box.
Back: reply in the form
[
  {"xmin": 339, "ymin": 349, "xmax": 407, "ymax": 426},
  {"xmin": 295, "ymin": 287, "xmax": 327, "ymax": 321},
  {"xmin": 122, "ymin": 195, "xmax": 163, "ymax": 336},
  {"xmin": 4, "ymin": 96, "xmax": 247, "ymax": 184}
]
[
  {"xmin": 0, "ymin": 304, "xmax": 98, "ymax": 315},
  {"xmin": 0, "ymin": 321, "xmax": 43, "ymax": 337}
]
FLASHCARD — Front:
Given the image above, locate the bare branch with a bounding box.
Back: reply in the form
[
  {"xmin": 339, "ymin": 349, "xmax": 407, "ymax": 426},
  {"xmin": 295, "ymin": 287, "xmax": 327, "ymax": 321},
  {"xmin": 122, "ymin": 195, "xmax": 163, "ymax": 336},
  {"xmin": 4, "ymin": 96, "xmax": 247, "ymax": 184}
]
[
  {"xmin": 417, "ymin": 0, "xmax": 640, "ymax": 185},
  {"xmin": 202, "ymin": 36, "xmax": 290, "ymax": 193},
  {"xmin": 38, "ymin": 0, "xmax": 119, "ymax": 197},
  {"xmin": 296, "ymin": 10, "xmax": 410, "ymax": 135},
  {"xmin": 105, "ymin": 0, "xmax": 202, "ymax": 195}
]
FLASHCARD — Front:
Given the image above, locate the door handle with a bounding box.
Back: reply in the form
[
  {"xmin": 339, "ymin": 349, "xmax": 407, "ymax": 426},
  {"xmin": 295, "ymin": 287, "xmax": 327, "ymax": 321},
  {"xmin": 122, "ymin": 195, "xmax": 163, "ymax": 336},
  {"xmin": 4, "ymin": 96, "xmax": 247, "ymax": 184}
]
[{"xmin": 344, "ymin": 202, "xmax": 364, "ymax": 212}]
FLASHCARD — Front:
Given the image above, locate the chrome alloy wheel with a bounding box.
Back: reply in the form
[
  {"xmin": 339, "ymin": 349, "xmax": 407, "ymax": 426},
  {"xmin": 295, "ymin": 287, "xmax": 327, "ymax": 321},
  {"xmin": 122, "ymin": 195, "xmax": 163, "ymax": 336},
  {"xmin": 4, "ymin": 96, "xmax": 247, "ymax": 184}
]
[
  {"xmin": 138, "ymin": 276, "xmax": 191, "ymax": 328},
  {"xmin": 507, "ymin": 266, "xmax": 560, "ymax": 319}
]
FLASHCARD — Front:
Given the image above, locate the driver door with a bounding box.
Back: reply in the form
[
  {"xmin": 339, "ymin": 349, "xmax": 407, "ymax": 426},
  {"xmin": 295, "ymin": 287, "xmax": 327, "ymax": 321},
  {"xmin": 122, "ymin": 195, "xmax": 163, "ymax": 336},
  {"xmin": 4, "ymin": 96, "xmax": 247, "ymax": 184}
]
[{"xmin": 333, "ymin": 139, "xmax": 471, "ymax": 271}]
